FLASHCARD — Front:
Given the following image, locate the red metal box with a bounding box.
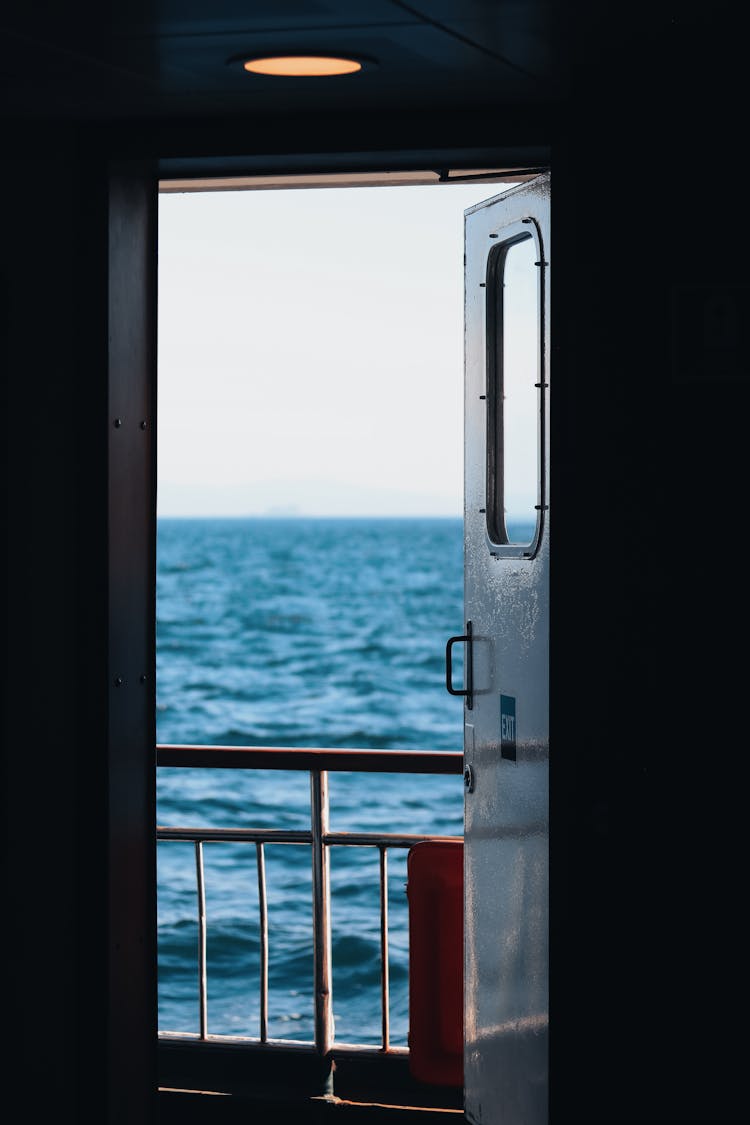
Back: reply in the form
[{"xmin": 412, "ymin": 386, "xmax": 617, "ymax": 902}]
[{"xmin": 406, "ymin": 838, "xmax": 463, "ymax": 1086}]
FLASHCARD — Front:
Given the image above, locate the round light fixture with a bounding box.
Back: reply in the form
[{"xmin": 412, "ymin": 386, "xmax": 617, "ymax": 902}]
[{"xmin": 242, "ymin": 55, "xmax": 363, "ymax": 77}]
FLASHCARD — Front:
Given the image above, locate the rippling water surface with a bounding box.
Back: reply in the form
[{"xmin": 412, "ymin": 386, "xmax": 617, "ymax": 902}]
[{"xmin": 157, "ymin": 516, "xmax": 465, "ymax": 1044}]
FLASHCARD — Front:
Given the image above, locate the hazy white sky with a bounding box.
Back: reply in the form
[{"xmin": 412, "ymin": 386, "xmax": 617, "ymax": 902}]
[{"xmin": 157, "ymin": 181, "xmax": 516, "ymax": 517}]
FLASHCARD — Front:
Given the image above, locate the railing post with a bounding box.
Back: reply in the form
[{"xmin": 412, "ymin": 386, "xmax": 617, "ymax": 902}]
[
  {"xmin": 256, "ymin": 842, "xmax": 269, "ymax": 1043},
  {"xmin": 195, "ymin": 840, "xmax": 208, "ymax": 1039},
  {"xmin": 310, "ymin": 769, "xmax": 334, "ymax": 1058},
  {"xmin": 379, "ymin": 845, "xmax": 390, "ymax": 1051}
]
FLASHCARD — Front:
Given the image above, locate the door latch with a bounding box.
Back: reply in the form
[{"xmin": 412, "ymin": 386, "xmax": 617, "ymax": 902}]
[{"xmin": 445, "ymin": 620, "xmax": 473, "ymax": 710}]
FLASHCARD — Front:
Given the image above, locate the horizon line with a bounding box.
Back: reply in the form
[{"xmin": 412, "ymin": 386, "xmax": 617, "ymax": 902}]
[{"xmin": 155, "ymin": 512, "xmax": 538, "ymax": 523}]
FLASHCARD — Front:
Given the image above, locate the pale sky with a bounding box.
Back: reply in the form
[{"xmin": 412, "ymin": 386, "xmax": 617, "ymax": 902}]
[{"xmin": 157, "ymin": 181, "xmax": 518, "ymax": 517}]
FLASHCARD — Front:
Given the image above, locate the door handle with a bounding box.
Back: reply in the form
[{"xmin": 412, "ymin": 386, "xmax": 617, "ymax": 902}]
[{"xmin": 446, "ymin": 620, "xmax": 473, "ymax": 710}]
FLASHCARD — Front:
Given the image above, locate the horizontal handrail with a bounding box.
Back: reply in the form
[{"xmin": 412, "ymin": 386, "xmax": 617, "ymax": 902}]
[
  {"xmin": 157, "ymin": 826, "xmax": 460, "ymax": 848},
  {"xmin": 157, "ymin": 744, "xmax": 463, "ymax": 773}
]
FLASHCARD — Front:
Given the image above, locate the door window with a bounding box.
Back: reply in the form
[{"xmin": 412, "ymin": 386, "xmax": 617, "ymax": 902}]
[{"xmin": 485, "ymin": 222, "xmax": 545, "ymax": 555}]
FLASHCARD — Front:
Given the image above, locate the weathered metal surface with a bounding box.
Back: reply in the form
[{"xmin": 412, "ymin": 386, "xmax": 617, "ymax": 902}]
[{"xmin": 463, "ymin": 173, "xmax": 550, "ymax": 1125}]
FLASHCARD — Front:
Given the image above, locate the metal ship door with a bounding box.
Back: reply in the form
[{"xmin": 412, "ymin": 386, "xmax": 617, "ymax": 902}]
[{"xmin": 459, "ymin": 173, "xmax": 550, "ymax": 1125}]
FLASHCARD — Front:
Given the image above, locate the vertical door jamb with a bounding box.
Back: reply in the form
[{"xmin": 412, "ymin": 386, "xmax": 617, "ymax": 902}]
[{"xmin": 107, "ymin": 160, "xmax": 159, "ymax": 1124}]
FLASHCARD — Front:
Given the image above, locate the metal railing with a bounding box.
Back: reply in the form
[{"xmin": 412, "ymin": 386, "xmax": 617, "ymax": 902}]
[{"xmin": 156, "ymin": 744, "xmax": 463, "ymax": 1056}]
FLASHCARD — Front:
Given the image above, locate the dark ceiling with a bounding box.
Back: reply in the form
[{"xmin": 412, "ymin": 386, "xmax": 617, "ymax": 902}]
[
  {"xmin": 1, "ymin": 2, "xmax": 730, "ymax": 183},
  {"xmin": 0, "ymin": 2, "xmax": 570, "ymax": 124}
]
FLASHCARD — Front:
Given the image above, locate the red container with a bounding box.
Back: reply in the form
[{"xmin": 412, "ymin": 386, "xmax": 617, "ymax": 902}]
[{"xmin": 406, "ymin": 839, "xmax": 463, "ymax": 1086}]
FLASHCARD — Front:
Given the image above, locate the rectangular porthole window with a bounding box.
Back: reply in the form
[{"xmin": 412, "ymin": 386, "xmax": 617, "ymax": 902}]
[{"xmin": 485, "ymin": 221, "xmax": 545, "ymax": 557}]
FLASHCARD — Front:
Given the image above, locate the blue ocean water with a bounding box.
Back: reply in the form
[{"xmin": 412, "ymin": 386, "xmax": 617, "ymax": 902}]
[{"xmin": 156, "ymin": 516, "xmax": 465, "ymax": 1046}]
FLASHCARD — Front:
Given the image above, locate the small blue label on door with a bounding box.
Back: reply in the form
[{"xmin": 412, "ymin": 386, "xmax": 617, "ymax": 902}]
[{"xmin": 500, "ymin": 695, "xmax": 516, "ymax": 761}]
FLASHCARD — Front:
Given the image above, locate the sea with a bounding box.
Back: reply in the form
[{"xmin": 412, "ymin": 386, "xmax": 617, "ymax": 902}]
[{"xmin": 156, "ymin": 515, "xmax": 467, "ymax": 1047}]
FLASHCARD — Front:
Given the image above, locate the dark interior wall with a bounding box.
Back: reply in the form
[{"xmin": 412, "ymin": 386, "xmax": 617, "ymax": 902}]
[
  {"xmin": 1, "ymin": 131, "xmax": 111, "ymax": 1118},
  {"xmin": 551, "ymin": 95, "xmax": 664, "ymax": 1125},
  {"xmin": 1, "ymin": 142, "xmax": 159, "ymax": 1124},
  {"xmin": 552, "ymin": 15, "xmax": 746, "ymax": 1122}
]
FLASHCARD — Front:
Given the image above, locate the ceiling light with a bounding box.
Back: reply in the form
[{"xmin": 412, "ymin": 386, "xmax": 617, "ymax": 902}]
[{"xmin": 242, "ymin": 55, "xmax": 363, "ymax": 77}]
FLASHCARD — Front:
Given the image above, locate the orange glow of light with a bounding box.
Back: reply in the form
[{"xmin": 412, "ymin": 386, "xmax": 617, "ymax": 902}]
[{"xmin": 242, "ymin": 55, "xmax": 362, "ymax": 77}]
